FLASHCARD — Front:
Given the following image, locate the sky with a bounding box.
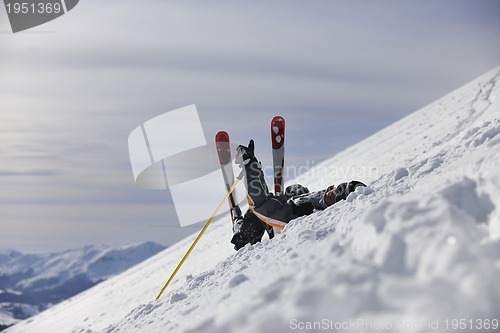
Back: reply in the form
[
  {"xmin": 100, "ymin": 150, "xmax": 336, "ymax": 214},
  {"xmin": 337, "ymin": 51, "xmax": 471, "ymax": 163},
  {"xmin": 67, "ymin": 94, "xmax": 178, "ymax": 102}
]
[{"xmin": 1, "ymin": 0, "xmax": 499, "ymax": 253}]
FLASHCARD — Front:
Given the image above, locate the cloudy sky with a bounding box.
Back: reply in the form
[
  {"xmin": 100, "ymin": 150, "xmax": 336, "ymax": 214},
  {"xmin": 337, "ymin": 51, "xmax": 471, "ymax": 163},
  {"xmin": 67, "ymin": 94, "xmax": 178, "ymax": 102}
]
[{"xmin": 1, "ymin": 0, "xmax": 499, "ymax": 253}]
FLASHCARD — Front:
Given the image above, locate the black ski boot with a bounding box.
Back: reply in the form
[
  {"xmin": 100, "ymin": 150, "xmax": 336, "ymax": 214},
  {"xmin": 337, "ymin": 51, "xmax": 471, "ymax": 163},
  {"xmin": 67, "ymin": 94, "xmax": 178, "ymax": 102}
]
[{"xmin": 231, "ymin": 210, "xmax": 266, "ymax": 250}]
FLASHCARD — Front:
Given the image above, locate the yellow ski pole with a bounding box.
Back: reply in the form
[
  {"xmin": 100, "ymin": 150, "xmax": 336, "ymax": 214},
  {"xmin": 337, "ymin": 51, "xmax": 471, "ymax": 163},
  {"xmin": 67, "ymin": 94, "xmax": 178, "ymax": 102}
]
[{"xmin": 156, "ymin": 177, "xmax": 241, "ymax": 300}]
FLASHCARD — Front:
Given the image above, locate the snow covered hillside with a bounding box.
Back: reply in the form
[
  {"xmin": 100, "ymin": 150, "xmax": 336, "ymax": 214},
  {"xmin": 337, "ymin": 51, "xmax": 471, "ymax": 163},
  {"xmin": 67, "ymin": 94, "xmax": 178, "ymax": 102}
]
[
  {"xmin": 6, "ymin": 66, "xmax": 500, "ymax": 333},
  {"xmin": 0, "ymin": 242, "xmax": 164, "ymax": 330}
]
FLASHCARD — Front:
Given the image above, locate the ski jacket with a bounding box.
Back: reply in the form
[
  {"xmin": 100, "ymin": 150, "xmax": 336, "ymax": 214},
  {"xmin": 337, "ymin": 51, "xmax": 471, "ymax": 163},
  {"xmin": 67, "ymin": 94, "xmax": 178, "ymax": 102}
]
[
  {"xmin": 241, "ymin": 160, "xmax": 329, "ymax": 230},
  {"xmin": 288, "ymin": 190, "xmax": 328, "ymax": 210},
  {"xmin": 241, "ymin": 159, "xmax": 366, "ymax": 230}
]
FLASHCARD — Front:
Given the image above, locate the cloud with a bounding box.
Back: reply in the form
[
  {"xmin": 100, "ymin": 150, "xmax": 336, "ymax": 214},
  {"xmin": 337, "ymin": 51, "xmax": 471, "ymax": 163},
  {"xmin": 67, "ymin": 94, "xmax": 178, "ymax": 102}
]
[
  {"xmin": 0, "ymin": 0, "xmax": 499, "ymax": 251},
  {"xmin": 0, "ymin": 169, "xmax": 60, "ymax": 177}
]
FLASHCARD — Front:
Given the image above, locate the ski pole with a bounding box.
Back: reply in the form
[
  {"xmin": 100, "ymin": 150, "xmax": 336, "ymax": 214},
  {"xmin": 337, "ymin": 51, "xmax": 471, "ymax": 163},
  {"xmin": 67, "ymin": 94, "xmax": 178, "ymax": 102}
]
[{"xmin": 155, "ymin": 174, "xmax": 242, "ymax": 300}]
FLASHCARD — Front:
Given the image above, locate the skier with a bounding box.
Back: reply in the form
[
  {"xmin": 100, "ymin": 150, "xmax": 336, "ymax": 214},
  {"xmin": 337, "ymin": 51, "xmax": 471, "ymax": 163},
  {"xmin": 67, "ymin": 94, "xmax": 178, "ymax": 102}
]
[{"xmin": 230, "ymin": 139, "xmax": 366, "ymax": 250}]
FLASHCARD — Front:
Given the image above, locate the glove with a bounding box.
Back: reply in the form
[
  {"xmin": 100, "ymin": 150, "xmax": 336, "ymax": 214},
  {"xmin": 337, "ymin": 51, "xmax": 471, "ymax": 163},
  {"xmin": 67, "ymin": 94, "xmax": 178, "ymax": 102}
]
[
  {"xmin": 235, "ymin": 139, "xmax": 256, "ymax": 167},
  {"xmin": 290, "ymin": 201, "xmax": 314, "ymax": 217}
]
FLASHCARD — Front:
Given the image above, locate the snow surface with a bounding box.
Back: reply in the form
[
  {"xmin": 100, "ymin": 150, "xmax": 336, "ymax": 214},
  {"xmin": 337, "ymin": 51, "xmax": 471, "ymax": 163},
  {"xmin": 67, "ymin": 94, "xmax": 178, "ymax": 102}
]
[{"xmin": 6, "ymin": 67, "xmax": 500, "ymax": 333}]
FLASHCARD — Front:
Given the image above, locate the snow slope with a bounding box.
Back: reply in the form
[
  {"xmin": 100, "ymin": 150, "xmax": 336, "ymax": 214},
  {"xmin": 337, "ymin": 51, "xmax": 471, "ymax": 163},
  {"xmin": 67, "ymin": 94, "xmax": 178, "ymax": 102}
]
[
  {"xmin": 6, "ymin": 66, "xmax": 500, "ymax": 333},
  {"xmin": 0, "ymin": 242, "xmax": 164, "ymax": 330}
]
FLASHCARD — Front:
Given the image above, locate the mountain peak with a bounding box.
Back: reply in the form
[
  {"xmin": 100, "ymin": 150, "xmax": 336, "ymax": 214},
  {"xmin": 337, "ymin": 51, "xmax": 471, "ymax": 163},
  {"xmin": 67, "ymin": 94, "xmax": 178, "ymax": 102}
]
[{"xmin": 0, "ymin": 242, "xmax": 165, "ymax": 330}]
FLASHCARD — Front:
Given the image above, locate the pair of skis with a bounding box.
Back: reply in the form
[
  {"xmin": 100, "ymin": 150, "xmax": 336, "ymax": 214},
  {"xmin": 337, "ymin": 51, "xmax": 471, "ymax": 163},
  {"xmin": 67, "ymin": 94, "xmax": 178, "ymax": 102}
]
[
  {"xmin": 156, "ymin": 116, "xmax": 285, "ymax": 300},
  {"xmin": 215, "ymin": 116, "xmax": 285, "ymax": 235}
]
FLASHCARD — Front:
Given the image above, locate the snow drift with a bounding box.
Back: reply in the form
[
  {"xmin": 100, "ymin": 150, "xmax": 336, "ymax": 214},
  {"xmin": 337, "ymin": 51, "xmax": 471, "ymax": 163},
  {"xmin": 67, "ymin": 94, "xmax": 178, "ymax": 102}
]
[{"xmin": 6, "ymin": 66, "xmax": 500, "ymax": 333}]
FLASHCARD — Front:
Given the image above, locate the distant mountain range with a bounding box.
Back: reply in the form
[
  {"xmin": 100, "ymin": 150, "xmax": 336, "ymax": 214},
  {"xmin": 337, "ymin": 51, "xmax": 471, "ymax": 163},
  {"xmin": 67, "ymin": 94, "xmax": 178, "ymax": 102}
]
[{"xmin": 0, "ymin": 242, "xmax": 165, "ymax": 331}]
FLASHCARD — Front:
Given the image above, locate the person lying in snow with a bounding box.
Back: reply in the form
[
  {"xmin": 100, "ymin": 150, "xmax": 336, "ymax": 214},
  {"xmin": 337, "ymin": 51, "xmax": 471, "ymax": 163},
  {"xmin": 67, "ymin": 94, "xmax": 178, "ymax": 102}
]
[{"xmin": 230, "ymin": 139, "xmax": 366, "ymax": 250}]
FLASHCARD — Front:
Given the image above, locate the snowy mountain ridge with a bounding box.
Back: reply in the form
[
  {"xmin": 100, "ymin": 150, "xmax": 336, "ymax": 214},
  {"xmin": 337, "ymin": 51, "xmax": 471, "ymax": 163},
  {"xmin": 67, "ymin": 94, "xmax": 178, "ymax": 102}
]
[
  {"xmin": 0, "ymin": 242, "xmax": 165, "ymax": 330},
  {"xmin": 6, "ymin": 66, "xmax": 500, "ymax": 333}
]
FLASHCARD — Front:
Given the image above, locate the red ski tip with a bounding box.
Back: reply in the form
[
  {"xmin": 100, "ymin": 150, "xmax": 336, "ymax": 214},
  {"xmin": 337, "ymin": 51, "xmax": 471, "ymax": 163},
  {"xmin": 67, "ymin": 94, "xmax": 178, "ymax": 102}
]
[
  {"xmin": 216, "ymin": 131, "xmax": 232, "ymax": 165},
  {"xmin": 271, "ymin": 116, "xmax": 285, "ymax": 149},
  {"xmin": 215, "ymin": 131, "xmax": 230, "ymax": 143}
]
